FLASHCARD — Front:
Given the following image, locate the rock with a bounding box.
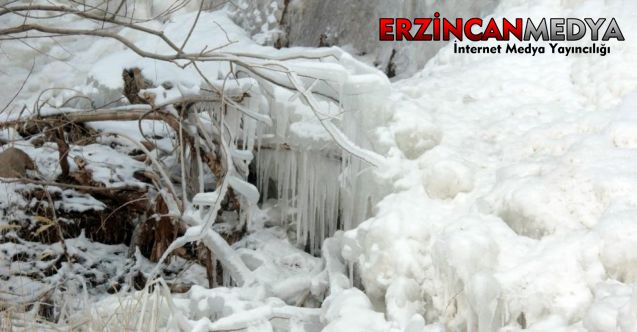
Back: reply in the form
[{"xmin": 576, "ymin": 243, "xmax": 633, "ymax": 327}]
[
  {"xmin": 122, "ymin": 68, "xmax": 152, "ymax": 104},
  {"xmin": 0, "ymin": 147, "xmax": 36, "ymax": 178}
]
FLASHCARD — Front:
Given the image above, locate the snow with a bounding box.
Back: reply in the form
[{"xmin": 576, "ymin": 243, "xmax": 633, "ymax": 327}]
[
  {"xmin": 341, "ymin": 0, "xmax": 637, "ymax": 330},
  {"xmin": 3, "ymin": 0, "xmax": 637, "ymax": 331},
  {"xmin": 321, "ymin": 288, "xmax": 390, "ymax": 332}
]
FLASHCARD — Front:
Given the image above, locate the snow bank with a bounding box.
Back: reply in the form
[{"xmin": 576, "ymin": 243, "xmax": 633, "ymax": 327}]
[{"xmin": 344, "ymin": 0, "xmax": 637, "ymax": 330}]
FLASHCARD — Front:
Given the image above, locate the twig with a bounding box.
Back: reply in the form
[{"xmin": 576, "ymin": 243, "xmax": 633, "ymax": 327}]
[
  {"xmin": 178, "ymin": 0, "xmax": 204, "ymax": 53},
  {"xmin": 1, "ymin": 58, "xmax": 34, "ymax": 114},
  {"xmin": 1, "ymin": 177, "xmax": 147, "ymax": 193}
]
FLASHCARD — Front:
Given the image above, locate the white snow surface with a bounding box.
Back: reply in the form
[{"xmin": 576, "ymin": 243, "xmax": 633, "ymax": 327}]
[
  {"xmin": 2, "ymin": 0, "xmax": 637, "ymax": 331},
  {"xmin": 341, "ymin": 0, "xmax": 637, "ymax": 331}
]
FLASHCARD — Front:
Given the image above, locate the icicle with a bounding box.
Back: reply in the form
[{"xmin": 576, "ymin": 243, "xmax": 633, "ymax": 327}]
[
  {"xmin": 253, "ymin": 57, "xmax": 390, "ymax": 253},
  {"xmin": 256, "ymin": 148, "xmax": 342, "ymax": 254}
]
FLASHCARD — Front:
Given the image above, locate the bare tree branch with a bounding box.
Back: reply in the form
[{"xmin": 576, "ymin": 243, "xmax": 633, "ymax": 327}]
[{"xmin": 1, "ymin": 58, "xmax": 34, "ymax": 114}]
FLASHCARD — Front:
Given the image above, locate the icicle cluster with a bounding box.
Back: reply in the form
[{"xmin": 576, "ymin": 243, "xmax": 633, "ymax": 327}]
[
  {"xmin": 255, "ymin": 56, "xmax": 392, "ymax": 253},
  {"xmin": 257, "ymin": 149, "xmax": 342, "ymax": 253}
]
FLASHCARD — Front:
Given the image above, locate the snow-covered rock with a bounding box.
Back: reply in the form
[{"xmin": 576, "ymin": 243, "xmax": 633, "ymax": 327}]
[{"xmin": 228, "ymin": 0, "xmax": 500, "ymax": 78}]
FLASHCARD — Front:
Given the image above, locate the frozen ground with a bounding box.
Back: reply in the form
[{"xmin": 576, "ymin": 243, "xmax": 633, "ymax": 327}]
[{"xmin": 2, "ymin": 0, "xmax": 637, "ymax": 331}]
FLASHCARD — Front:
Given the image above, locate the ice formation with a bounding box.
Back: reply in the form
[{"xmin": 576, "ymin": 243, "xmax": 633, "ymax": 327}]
[{"xmin": 3, "ymin": 0, "xmax": 637, "ymax": 331}]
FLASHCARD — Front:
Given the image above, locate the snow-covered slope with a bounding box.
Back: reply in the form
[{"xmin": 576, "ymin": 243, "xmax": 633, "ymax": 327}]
[{"xmin": 342, "ymin": 0, "xmax": 637, "ymax": 330}]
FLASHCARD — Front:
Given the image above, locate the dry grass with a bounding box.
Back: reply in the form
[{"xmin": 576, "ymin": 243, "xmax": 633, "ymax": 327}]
[{"xmin": 1, "ymin": 280, "xmax": 173, "ymax": 332}]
